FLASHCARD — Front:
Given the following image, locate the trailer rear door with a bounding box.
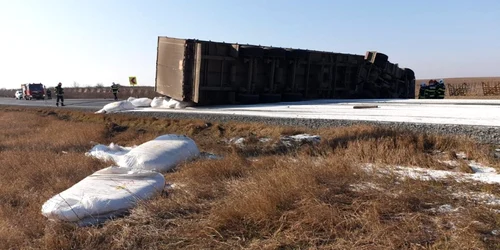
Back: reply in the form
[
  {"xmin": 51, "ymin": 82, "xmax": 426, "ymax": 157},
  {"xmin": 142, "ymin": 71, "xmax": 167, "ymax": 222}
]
[{"xmin": 155, "ymin": 37, "xmax": 188, "ymax": 101}]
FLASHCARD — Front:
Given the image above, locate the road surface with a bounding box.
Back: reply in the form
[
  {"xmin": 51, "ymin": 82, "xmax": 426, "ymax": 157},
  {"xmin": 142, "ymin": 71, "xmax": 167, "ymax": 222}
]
[
  {"xmin": 1, "ymin": 97, "xmax": 500, "ymax": 127},
  {"xmin": 0, "ymin": 97, "xmax": 115, "ymax": 109}
]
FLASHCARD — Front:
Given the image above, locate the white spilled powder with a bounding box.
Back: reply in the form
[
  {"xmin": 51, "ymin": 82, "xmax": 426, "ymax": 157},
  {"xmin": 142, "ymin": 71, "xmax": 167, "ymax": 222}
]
[{"xmin": 364, "ymin": 162, "xmax": 500, "ymax": 185}]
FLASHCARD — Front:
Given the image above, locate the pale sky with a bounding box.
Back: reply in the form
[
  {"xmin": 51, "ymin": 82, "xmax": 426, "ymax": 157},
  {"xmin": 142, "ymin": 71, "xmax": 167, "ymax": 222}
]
[{"xmin": 1, "ymin": 0, "xmax": 499, "ymax": 89}]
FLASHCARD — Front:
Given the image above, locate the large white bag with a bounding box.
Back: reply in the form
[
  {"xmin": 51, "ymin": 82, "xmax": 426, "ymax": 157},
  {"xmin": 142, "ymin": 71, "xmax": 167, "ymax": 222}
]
[
  {"xmin": 116, "ymin": 134, "xmax": 200, "ymax": 172},
  {"xmin": 85, "ymin": 143, "xmax": 135, "ymax": 163},
  {"xmin": 86, "ymin": 134, "xmax": 200, "ymax": 172},
  {"xmin": 150, "ymin": 97, "xmax": 168, "ymax": 108},
  {"xmin": 95, "ymin": 101, "xmax": 136, "ymax": 114},
  {"xmin": 129, "ymin": 97, "xmax": 153, "ymax": 107},
  {"xmin": 162, "ymin": 99, "xmax": 193, "ymax": 109},
  {"xmin": 41, "ymin": 167, "xmax": 165, "ymax": 226}
]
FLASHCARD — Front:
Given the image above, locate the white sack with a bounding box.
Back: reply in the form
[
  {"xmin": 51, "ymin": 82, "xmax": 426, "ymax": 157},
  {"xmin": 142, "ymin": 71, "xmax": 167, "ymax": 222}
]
[
  {"xmin": 127, "ymin": 97, "xmax": 137, "ymax": 102},
  {"xmin": 41, "ymin": 167, "xmax": 165, "ymax": 226},
  {"xmin": 86, "ymin": 134, "xmax": 200, "ymax": 172},
  {"xmin": 95, "ymin": 101, "xmax": 136, "ymax": 114},
  {"xmin": 130, "ymin": 97, "xmax": 152, "ymax": 107},
  {"xmin": 174, "ymin": 100, "xmax": 193, "ymax": 109},
  {"xmin": 150, "ymin": 97, "xmax": 167, "ymax": 108},
  {"xmin": 116, "ymin": 134, "xmax": 200, "ymax": 172},
  {"xmin": 158, "ymin": 98, "xmax": 193, "ymax": 109},
  {"xmin": 163, "ymin": 99, "xmax": 179, "ymax": 108}
]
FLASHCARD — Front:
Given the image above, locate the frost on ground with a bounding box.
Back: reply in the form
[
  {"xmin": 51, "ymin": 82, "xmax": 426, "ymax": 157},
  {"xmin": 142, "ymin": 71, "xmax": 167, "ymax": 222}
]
[
  {"xmin": 452, "ymin": 192, "xmax": 500, "ymax": 206},
  {"xmin": 280, "ymin": 134, "xmax": 321, "ymax": 147},
  {"xmin": 364, "ymin": 160, "xmax": 500, "ymax": 185},
  {"xmin": 224, "ymin": 133, "xmax": 321, "ymax": 148},
  {"xmin": 199, "ymin": 152, "xmax": 222, "ymax": 160},
  {"xmin": 360, "ymin": 154, "xmax": 500, "ymax": 212},
  {"xmin": 427, "ymin": 204, "xmax": 461, "ymax": 214}
]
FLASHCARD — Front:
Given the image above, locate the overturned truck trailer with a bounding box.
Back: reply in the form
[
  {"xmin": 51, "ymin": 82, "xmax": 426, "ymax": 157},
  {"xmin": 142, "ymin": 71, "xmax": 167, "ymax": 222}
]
[{"xmin": 155, "ymin": 36, "xmax": 416, "ymax": 105}]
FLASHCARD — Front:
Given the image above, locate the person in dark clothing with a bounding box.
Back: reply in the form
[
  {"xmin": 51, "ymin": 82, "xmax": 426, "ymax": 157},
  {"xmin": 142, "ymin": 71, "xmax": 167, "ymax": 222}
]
[
  {"xmin": 436, "ymin": 79, "xmax": 446, "ymax": 99},
  {"xmin": 425, "ymin": 80, "xmax": 437, "ymax": 99},
  {"xmin": 55, "ymin": 82, "xmax": 65, "ymax": 106},
  {"xmin": 111, "ymin": 82, "xmax": 119, "ymax": 100}
]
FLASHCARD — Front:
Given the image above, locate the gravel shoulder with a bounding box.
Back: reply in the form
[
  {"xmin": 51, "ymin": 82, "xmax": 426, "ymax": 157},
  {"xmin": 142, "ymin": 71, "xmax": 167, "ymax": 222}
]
[
  {"xmin": 1, "ymin": 104, "xmax": 499, "ymax": 145},
  {"xmin": 124, "ymin": 111, "xmax": 500, "ymax": 145}
]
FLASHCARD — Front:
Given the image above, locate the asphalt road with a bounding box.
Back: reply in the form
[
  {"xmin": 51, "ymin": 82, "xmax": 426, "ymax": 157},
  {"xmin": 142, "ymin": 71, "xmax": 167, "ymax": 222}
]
[
  {"xmin": 2, "ymin": 97, "xmax": 500, "ymax": 111},
  {"xmin": 0, "ymin": 97, "xmax": 115, "ymax": 110}
]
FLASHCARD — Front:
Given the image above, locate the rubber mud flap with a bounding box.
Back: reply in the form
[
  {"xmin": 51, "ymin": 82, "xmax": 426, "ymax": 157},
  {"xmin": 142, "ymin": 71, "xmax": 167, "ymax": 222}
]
[
  {"xmin": 282, "ymin": 93, "xmax": 303, "ymax": 102},
  {"xmin": 237, "ymin": 94, "xmax": 260, "ymax": 104},
  {"xmin": 259, "ymin": 94, "xmax": 282, "ymax": 103}
]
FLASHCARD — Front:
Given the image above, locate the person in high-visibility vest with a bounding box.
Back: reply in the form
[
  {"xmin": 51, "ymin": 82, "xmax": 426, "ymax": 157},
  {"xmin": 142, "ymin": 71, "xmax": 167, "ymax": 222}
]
[
  {"xmin": 111, "ymin": 82, "xmax": 119, "ymax": 100},
  {"xmin": 425, "ymin": 80, "xmax": 437, "ymax": 99},
  {"xmin": 418, "ymin": 82, "xmax": 427, "ymax": 99}
]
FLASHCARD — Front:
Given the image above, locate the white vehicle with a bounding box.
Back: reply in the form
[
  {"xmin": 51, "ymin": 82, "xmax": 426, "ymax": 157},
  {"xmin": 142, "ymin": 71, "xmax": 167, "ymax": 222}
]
[{"xmin": 15, "ymin": 90, "xmax": 23, "ymax": 99}]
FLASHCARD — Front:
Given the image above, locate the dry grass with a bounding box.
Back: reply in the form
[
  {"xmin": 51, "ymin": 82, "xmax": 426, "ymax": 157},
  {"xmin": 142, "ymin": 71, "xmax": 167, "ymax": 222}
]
[{"xmin": 0, "ymin": 106, "xmax": 499, "ymax": 249}]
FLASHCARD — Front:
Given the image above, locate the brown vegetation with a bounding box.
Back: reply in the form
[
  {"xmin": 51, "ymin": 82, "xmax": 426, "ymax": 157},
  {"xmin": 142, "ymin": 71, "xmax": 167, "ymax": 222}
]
[
  {"xmin": 416, "ymin": 77, "xmax": 500, "ymax": 99},
  {"xmin": 0, "ymin": 106, "xmax": 499, "ymax": 249}
]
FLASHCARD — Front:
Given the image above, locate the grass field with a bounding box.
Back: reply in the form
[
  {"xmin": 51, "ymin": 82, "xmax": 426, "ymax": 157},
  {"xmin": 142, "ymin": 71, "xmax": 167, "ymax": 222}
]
[
  {"xmin": 416, "ymin": 77, "xmax": 500, "ymax": 98},
  {"xmin": 0, "ymin": 106, "xmax": 499, "ymax": 249}
]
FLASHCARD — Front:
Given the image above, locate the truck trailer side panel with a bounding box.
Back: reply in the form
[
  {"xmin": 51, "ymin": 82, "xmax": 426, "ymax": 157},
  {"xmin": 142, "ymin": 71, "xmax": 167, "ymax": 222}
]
[{"xmin": 155, "ymin": 36, "xmax": 416, "ymax": 105}]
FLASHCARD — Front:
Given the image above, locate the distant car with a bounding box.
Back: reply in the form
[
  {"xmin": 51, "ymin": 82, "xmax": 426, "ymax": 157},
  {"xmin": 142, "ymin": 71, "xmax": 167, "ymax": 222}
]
[{"xmin": 15, "ymin": 90, "xmax": 23, "ymax": 99}]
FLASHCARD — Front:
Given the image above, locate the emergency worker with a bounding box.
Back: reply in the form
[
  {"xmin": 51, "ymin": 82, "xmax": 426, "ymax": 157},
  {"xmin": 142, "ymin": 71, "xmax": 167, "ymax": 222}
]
[
  {"xmin": 55, "ymin": 82, "xmax": 65, "ymax": 106},
  {"xmin": 425, "ymin": 80, "xmax": 437, "ymax": 99},
  {"xmin": 418, "ymin": 82, "xmax": 427, "ymax": 99},
  {"xmin": 111, "ymin": 82, "xmax": 119, "ymax": 100}
]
